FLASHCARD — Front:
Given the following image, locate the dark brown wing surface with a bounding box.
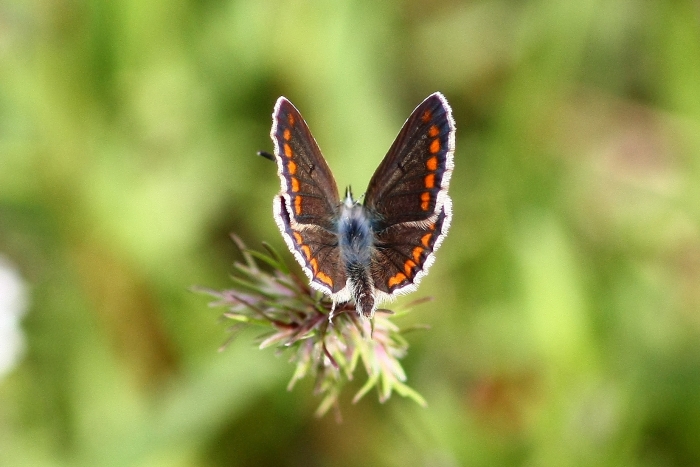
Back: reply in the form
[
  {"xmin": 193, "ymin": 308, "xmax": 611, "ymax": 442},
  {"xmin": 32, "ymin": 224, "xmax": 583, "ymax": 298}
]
[
  {"xmin": 366, "ymin": 93, "xmax": 455, "ymax": 296},
  {"xmin": 272, "ymin": 97, "xmax": 340, "ymax": 229},
  {"xmin": 371, "ymin": 205, "xmax": 450, "ymax": 295},
  {"xmin": 270, "ymin": 97, "xmax": 347, "ymax": 297},
  {"xmin": 364, "ymin": 93, "xmax": 454, "ymax": 229}
]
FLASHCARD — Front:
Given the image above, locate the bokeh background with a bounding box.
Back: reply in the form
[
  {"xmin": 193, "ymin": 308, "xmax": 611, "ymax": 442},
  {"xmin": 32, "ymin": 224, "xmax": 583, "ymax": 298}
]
[{"xmin": 2, "ymin": 0, "xmax": 700, "ymax": 465}]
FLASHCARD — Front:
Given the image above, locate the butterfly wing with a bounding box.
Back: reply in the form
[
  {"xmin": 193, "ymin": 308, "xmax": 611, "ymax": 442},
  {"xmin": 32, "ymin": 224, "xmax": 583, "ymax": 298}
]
[
  {"xmin": 271, "ymin": 97, "xmax": 348, "ymax": 297},
  {"xmin": 272, "ymin": 97, "xmax": 341, "ymax": 229},
  {"xmin": 365, "ymin": 93, "xmax": 455, "ymax": 295},
  {"xmin": 371, "ymin": 203, "xmax": 451, "ymax": 295}
]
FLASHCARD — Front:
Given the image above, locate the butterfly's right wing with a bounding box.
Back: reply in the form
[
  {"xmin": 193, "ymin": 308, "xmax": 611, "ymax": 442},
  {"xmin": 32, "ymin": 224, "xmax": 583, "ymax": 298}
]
[
  {"xmin": 364, "ymin": 93, "xmax": 454, "ymax": 227},
  {"xmin": 364, "ymin": 93, "xmax": 455, "ymax": 296}
]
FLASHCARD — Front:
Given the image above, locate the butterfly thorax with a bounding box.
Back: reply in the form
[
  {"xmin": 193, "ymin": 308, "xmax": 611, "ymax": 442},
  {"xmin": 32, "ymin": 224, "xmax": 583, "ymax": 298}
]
[{"xmin": 337, "ymin": 190, "xmax": 376, "ymax": 317}]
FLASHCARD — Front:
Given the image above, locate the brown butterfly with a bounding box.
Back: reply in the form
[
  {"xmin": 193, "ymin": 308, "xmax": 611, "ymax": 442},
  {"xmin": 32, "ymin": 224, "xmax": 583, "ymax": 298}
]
[{"xmin": 266, "ymin": 93, "xmax": 454, "ymax": 319}]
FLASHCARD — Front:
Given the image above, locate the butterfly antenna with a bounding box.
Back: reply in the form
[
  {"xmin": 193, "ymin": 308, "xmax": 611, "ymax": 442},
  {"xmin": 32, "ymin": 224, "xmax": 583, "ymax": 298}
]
[
  {"xmin": 257, "ymin": 150, "xmax": 275, "ymax": 162},
  {"xmin": 343, "ymin": 186, "xmax": 355, "ymax": 206}
]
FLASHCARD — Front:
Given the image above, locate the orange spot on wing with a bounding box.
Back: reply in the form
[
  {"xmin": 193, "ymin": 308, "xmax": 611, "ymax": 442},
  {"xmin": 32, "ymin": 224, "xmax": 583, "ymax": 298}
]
[
  {"xmin": 283, "ymin": 128, "xmax": 291, "ymax": 141},
  {"xmin": 428, "ymin": 125, "xmax": 439, "ymax": 137},
  {"xmin": 287, "ymin": 113, "xmax": 295, "ymax": 126},
  {"xmin": 316, "ymin": 271, "xmax": 333, "ymax": 287},
  {"xmin": 421, "ymin": 233, "xmax": 432, "ymax": 247},
  {"xmin": 388, "ymin": 272, "xmax": 407, "ymax": 288},
  {"xmin": 421, "ymin": 192, "xmax": 431, "ymax": 210},
  {"xmin": 310, "ymin": 258, "xmax": 318, "ymax": 274},
  {"xmin": 287, "ymin": 160, "xmax": 297, "ymax": 174},
  {"xmin": 294, "ymin": 196, "xmax": 302, "ymax": 214},
  {"xmin": 291, "ymin": 177, "xmax": 300, "ymax": 192},
  {"xmin": 301, "ymin": 245, "xmax": 311, "ymax": 259},
  {"xmin": 284, "ymin": 143, "xmax": 293, "ymax": 158},
  {"xmin": 293, "ymin": 232, "xmax": 302, "ymax": 244},
  {"xmin": 404, "ymin": 260, "xmax": 416, "ymax": 276},
  {"xmin": 426, "ymin": 156, "xmax": 438, "ymax": 171},
  {"xmin": 430, "ymin": 139, "xmax": 441, "ymax": 154},
  {"xmin": 422, "ymin": 110, "xmax": 432, "ymax": 123},
  {"xmin": 425, "ymin": 174, "xmax": 435, "ymax": 188},
  {"xmin": 412, "ymin": 246, "xmax": 423, "ymax": 262}
]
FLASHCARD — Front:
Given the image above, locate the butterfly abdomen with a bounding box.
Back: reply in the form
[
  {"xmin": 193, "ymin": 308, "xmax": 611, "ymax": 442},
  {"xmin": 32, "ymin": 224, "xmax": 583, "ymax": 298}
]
[
  {"xmin": 348, "ymin": 263, "xmax": 375, "ymax": 318},
  {"xmin": 337, "ymin": 202, "xmax": 376, "ymax": 317}
]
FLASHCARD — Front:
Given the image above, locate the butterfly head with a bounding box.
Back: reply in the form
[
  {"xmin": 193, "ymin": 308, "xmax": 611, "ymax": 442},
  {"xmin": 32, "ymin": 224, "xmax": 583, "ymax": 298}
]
[
  {"xmin": 343, "ymin": 186, "xmax": 358, "ymax": 208},
  {"xmin": 343, "ymin": 186, "xmax": 366, "ymax": 208}
]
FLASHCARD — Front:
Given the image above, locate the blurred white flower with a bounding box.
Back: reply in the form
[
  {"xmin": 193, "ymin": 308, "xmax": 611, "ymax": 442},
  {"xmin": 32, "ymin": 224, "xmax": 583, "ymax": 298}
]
[{"xmin": 0, "ymin": 255, "xmax": 28, "ymax": 379}]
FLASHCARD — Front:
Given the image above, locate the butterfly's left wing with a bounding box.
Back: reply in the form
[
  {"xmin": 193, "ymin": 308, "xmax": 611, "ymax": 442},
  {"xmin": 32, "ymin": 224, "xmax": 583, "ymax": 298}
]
[
  {"xmin": 274, "ymin": 196, "xmax": 349, "ymax": 299},
  {"xmin": 271, "ymin": 97, "xmax": 348, "ymax": 298},
  {"xmin": 272, "ymin": 97, "xmax": 341, "ymax": 229},
  {"xmin": 365, "ymin": 93, "xmax": 455, "ymax": 296}
]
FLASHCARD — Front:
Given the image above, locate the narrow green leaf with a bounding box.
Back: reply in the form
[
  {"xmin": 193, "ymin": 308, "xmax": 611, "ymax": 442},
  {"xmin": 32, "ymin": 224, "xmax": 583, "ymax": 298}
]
[
  {"xmin": 228, "ymin": 274, "xmax": 276, "ymax": 298},
  {"xmin": 231, "ymin": 234, "xmax": 259, "ymax": 272},
  {"xmin": 245, "ymin": 249, "xmax": 287, "ymax": 273},
  {"xmin": 315, "ymin": 391, "xmax": 339, "ymax": 418},
  {"xmin": 392, "ymin": 380, "xmax": 428, "ymax": 407},
  {"xmin": 352, "ymin": 373, "xmax": 379, "ymax": 404},
  {"xmin": 261, "ymin": 242, "xmax": 290, "ymax": 274}
]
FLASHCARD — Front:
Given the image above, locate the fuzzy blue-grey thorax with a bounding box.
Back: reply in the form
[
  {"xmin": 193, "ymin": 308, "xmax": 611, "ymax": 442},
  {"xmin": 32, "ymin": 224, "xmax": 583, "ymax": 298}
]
[
  {"xmin": 336, "ymin": 187, "xmax": 376, "ymax": 317},
  {"xmin": 337, "ymin": 188, "xmax": 373, "ymax": 266}
]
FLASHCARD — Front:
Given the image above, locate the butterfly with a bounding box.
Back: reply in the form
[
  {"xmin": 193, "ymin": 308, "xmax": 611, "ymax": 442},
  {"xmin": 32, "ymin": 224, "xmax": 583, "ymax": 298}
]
[{"xmin": 266, "ymin": 93, "xmax": 454, "ymax": 320}]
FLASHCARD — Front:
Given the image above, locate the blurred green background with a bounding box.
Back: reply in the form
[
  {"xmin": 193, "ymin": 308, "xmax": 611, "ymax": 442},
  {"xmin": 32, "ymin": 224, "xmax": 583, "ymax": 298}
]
[{"xmin": 2, "ymin": 0, "xmax": 700, "ymax": 465}]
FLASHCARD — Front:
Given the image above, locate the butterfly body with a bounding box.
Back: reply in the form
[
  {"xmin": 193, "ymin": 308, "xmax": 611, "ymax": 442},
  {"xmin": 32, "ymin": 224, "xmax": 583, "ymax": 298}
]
[
  {"xmin": 269, "ymin": 93, "xmax": 455, "ymax": 319},
  {"xmin": 337, "ymin": 190, "xmax": 377, "ymax": 317}
]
